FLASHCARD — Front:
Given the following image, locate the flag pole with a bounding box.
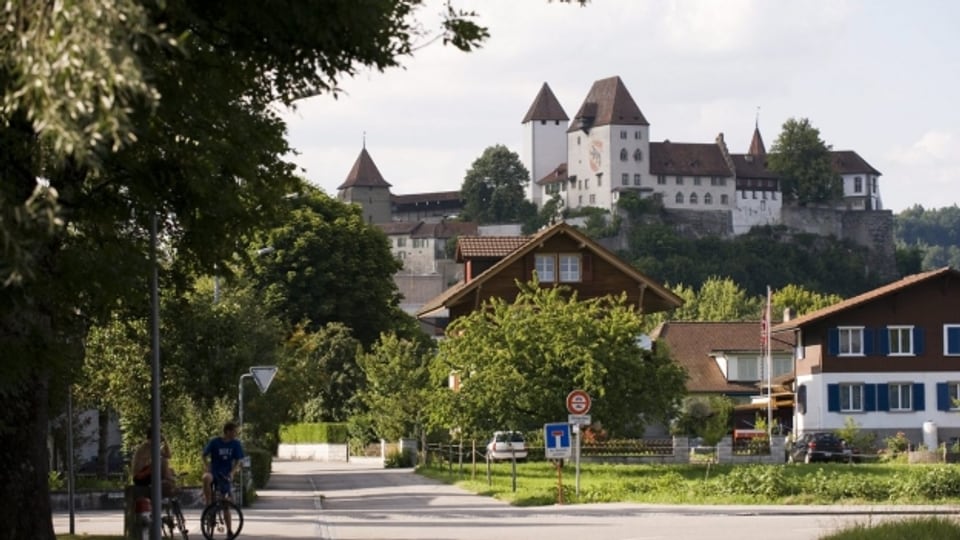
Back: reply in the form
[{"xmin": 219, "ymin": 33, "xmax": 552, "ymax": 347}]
[{"xmin": 765, "ymin": 286, "xmax": 773, "ymax": 437}]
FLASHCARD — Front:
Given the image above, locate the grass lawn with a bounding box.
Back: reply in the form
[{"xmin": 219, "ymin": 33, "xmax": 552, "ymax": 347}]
[
  {"xmin": 821, "ymin": 517, "xmax": 960, "ymax": 539},
  {"xmin": 418, "ymin": 459, "xmax": 960, "ymax": 506}
]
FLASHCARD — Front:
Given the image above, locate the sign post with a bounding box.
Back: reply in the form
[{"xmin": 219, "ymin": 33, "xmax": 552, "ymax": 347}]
[
  {"xmin": 566, "ymin": 390, "xmax": 592, "ymax": 497},
  {"xmin": 237, "ymin": 365, "xmax": 277, "ymax": 507},
  {"xmin": 544, "ymin": 422, "xmax": 572, "ymax": 504}
]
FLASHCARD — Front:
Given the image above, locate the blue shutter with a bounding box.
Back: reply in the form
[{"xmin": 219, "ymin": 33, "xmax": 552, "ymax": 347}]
[
  {"xmin": 864, "ymin": 384, "xmax": 877, "ymax": 412},
  {"xmin": 879, "ymin": 328, "xmax": 889, "ymax": 356},
  {"xmin": 938, "ymin": 383, "xmax": 951, "ymax": 411},
  {"xmin": 914, "ymin": 327, "xmax": 925, "ymax": 355},
  {"xmin": 948, "ymin": 327, "xmax": 960, "ymax": 355},
  {"xmin": 877, "ymin": 384, "xmax": 890, "ymax": 411},
  {"xmin": 913, "ymin": 383, "xmax": 925, "ymax": 411},
  {"xmin": 864, "ymin": 328, "xmax": 875, "ymax": 355},
  {"xmin": 828, "ymin": 384, "xmax": 840, "ymax": 412},
  {"xmin": 828, "ymin": 328, "xmax": 839, "ymax": 356}
]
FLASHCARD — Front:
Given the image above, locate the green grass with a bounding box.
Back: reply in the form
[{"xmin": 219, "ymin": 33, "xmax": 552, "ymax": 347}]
[
  {"xmin": 418, "ymin": 460, "xmax": 960, "ymax": 506},
  {"xmin": 821, "ymin": 517, "xmax": 960, "ymax": 539}
]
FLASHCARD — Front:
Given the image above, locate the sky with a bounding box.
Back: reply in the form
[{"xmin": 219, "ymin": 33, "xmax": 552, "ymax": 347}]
[{"xmin": 281, "ymin": 0, "xmax": 960, "ymax": 214}]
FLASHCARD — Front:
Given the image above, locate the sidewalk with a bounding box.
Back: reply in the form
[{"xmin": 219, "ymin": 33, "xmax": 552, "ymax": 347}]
[{"xmin": 53, "ymin": 459, "xmax": 370, "ymax": 538}]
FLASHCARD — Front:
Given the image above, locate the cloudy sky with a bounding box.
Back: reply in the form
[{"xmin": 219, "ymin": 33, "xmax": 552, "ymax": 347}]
[{"xmin": 281, "ymin": 0, "xmax": 960, "ymax": 214}]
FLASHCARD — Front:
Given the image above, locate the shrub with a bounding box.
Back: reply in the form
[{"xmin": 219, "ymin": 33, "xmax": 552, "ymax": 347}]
[
  {"xmin": 280, "ymin": 422, "xmax": 349, "ymax": 444},
  {"xmin": 384, "ymin": 449, "xmax": 414, "ymax": 469},
  {"xmin": 885, "ymin": 432, "xmax": 910, "ymax": 455},
  {"xmin": 713, "ymin": 465, "xmax": 792, "ymax": 498},
  {"xmin": 245, "ymin": 445, "xmax": 272, "ymax": 488}
]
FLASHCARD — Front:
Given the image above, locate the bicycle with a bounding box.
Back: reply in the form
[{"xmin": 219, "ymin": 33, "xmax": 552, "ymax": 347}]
[
  {"xmin": 161, "ymin": 494, "xmax": 189, "ymax": 540},
  {"xmin": 200, "ymin": 474, "xmax": 244, "ymax": 540}
]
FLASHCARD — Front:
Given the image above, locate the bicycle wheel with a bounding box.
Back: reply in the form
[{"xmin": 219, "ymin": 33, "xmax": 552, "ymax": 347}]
[
  {"xmin": 171, "ymin": 500, "xmax": 190, "ymax": 540},
  {"xmin": 201, "ymin": 500, "xmax": 243, "ymax": 540}
]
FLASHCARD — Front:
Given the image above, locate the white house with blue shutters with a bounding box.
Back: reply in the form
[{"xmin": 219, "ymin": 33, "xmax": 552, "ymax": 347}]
[{"xmin": 773, "ymin": 267, "xmax": 960, "ymax": 447}]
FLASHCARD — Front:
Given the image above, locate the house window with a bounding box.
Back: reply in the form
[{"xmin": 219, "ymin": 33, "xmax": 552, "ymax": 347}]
[
  {"xmin": 676, "ymin": 176, "xmax": 683, "ymax": 185},
  {"xmin": 657, "ymin": 175, "xmax": 667, "ymax": 185},
  {"xmin": 711, "ymin": 176, "xmax": 726, "ymax": 186},
  {"xmin": 735, "ymin": 357, "xmax": 759, "ymax": 381},
  {"xmin": 840, "ymin": 383, "xmax": 864, "ymax": 412},
  {"xmin": 397, "ymin": 238, "xmax": 406, "ymax": 247},
  {"xmin": 949, "ymin": 383, "xmax": 960, "ymax": 410},
  {"xmin": 693, "ymin": 177, "xmax": 702, "ymax": 186},
  {"xmin": 622, "ymin": 173, "xmax": 629, "ymax": 186},
  {"xmin": 721, "ymin": 194, "xmax": 729, "ymax": 205},
  {"xmin": 620, "ymin": 149, "xmax": 628, "ymax": 161},
  {"xmin": 589, "ymin": 194, "xmax": 596, "ymax": 204},
  {"xmin": 690, "ymin": 193, "xmax": 698, "ymax": 204},
  {"xmin": 634, "ymin": 174, "xmax": 641, "ymax": 186},
  {"xmin": 620, "ymin": 130, "xmax": 627, "ymax": 139},
  {"xmin": 597, "ymin": 175, "xmax": 602, "ymax": 187},
  {"xmin": 535, "ymin": 254, "xmax": 555, "ymax": 282},
  {"xmin": 854, "ymin": 176, "xmax": 863, "ymax": 193},
  {"xmin": 675, "ymin": 192, "xmax": 684, "ymax": 204},
  {"xmin": 633, "ymin": 149, "xmax": 643, "ymax": 161},
  {"xmin": 838, "ymin": 327, "xmax": 865, "ymax": 356},
  {"xmin": 888, "ymin": 326, "xmax": 914, "ymax": 356},
  {"xmin": 888, "ymin": 383, "xmax": 913, "ymax": 411},
  {"xmin": 397, "ymin": 251, "xmax": 406, "ymax": 259},
  {"xmin": 944, "ymin": 325, "xmax": 960, "ymax": 355},
  {"xmin": 412, "ymin": 238, "xmax": 426, "ymax": 248},
  {"xmin": 704, "ymin": 193, "xmax": 713, "ymax": 205},
  {"xmin": 559, "ymin": 254, "xmax": 581, "ymax": 282},
  {"xmin": 773, "ymin": 356, "xmax": 793, "ymax": 378},
  {"xmin": 634, "ymin": 130, "xmax": 642, "ymax": 139}
]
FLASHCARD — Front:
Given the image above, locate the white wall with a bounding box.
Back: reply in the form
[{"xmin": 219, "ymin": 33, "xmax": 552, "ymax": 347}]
[
  {"xmin": 522, "ymin": 119, "xmax": 567, "ymax": 207},
  {"xmin": 732, "ymin": 190, "xmax": 782, "ymax": 234}
]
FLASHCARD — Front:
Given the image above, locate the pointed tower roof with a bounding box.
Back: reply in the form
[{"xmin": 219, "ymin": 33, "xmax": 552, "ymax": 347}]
[
  {"xmin": 521, "ymin": 82, "xmax": 569, "ymax": 123},
  {"xmin": 748, "ymin": 125, "xmax": 766, "ymax": 157},
  {"xmin": 568, "ymin": 76, "xmax": 649, "ymax": 133},
  {"xmin": 337, "ymin": 147, "xmax": 391, "ymax": 190}
]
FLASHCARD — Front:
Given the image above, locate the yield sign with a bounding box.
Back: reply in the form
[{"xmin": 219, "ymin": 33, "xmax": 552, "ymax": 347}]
[
  {"xmin": 250, "ymin": 366, "xmax": 278, "ymax": 393},
  {"xmin": 566, "ymin": 389, "xmax": 592, "ymax": 415}
]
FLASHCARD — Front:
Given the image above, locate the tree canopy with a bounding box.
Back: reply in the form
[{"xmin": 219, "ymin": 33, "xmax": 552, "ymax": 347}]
[
  {"xmin": 460, "ymin": 144, "xmax": 536, "ymax": 224},
  {"xmin": 768, "ymin": 117, "xmax": 842, "ymax": 204},
  {"xmin": 430, "ymin": 281, "xmax": 687, "ymax": 440}
]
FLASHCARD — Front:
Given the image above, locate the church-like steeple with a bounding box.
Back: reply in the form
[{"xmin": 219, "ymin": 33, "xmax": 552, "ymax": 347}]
[
  {"xmin": 337, "ymin": 147, "xmax": 391, "ymax": 190},
  {"xmin": 748, "ymin": 124, "xmax": 766, "ymax": 157},
  {"xmin": 521, "ymin": 82, "xmax": 569, "ymax": 123}
]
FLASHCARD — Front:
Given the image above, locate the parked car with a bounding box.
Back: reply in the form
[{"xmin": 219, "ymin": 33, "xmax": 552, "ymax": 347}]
[
  {"xmin": 486, "ymin": 431, "xmax": 527, "ymax": 461},
  {"xmin": 788, "ymin": 432, "xmax": 853, "ymax": 463},
  {"xmin": 77, "ymin": 444, "xmax": 128, "ymax": 475}
]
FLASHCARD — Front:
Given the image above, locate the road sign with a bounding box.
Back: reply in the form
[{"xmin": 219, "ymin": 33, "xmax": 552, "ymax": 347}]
[
  {"xmin": 566, "ymin": 389, "xmax": 592, "ymax": 415},
  {"xmin": 544, "ymin": 422, "xmax": 572, "ymax": 459},
  {"xmin": 568, "ymin": 414, "xmax": 591, "ymax": 425},
  {"xmin": 250, "ymin": 365, "xmax": 278, "ymax": 393}
]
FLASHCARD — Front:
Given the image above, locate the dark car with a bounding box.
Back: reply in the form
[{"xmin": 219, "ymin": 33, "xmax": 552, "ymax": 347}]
[{"xmin": 788, "ymin": 432, "xmax": 852, "ymax": 463}]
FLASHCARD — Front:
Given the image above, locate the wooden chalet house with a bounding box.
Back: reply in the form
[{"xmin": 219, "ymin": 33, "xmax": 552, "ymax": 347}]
[
  {"xmin": 416, "ymin": 221, "xmax": 682, "ymax": 325},
  {"xmin": 773, "ymin": 267, "xmax": 960, "ymax": 445},
  {"xmin": 651, "ymin": 322, "xmax": 796, "ymax": 431}
]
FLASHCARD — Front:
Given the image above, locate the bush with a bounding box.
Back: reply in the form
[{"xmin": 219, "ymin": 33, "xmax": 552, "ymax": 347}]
[
  {"xmin": 713, "ymin": 465, "xmax": 793, "ymax": 498},
  {"xmin": 280, "ymin": 422, "xmax": 349, "ymax": 444},
  {"xmin": 245, "ymin": 445, "xmax": 272, "ymax": 488},
  {"xmin": 384, "ymin": 449, "xmax": 414, "ymax": 469}
]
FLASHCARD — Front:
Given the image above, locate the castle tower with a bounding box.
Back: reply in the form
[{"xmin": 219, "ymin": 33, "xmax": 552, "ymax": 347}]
[
  {"xmin": 566, "ymin": 76, "xmax": 650, "ymax": 210},
  {"xmin": 337, "ymin": 146, "xmax": 393, "ymax": 224},
  {"xmin": 520, "ymin": 82, "xmax": 569, "ymax": 208}
]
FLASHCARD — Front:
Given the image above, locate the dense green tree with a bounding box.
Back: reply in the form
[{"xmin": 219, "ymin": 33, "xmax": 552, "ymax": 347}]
[
  {"xmin": 356, "ymin": 333, "xmax": 434, "ymax": 442},
  {"xmin": 772, "ymin": 284, "xmax": 843, "ymax": 318},
  {"xmin": 246, "ymin": 185, "xmax": 405, "ymax": 347},
  {"xmin": 894, "ymin": 205, "xmax": 960, "ymax": 271},
  {"xmin": 671, "ymin": 395, "xmax": 734, "ymax": 446},
  {"xmin": 460, "ymin": 144, "xmax": 535, "ymax": 224},
  {"xmin": 641, "ymin": 277, "xmax": 761, "ymax": 332},
  {"xmin": 768, "ymin": 118, "xmax": 842, "ymax": 204},
  {"xmin": 0, "ymin": 2, "xmax": 492, "ymax": 536},
  {"xmin": 430, "ymin": 281, "xmax": 687, "ymax": 441}
]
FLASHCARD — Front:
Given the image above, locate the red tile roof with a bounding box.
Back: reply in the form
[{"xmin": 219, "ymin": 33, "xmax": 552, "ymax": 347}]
[
  {"xmin": 652, "ymin": 321, "xmax": 794, "ymax": 394},
  {"xmin": 568, "ymin": 76, "xmax": 649, "ymax": 133},
  {"xmin": 522, "ymin": 82, "xmax": 569, "ymax": 123},
  {"xmin": 337, "ymin": 147, "xmax": 391, "ymax": 190},
  {"xmin": 650, "ymin": 142, "xmax": 733, "ymax": 177},
  {"xmin": 456, "ymin": 236, "xmax": 529, "ymax": 260},
  {"xmin": 536, "ymin": 163, "xmax": 568, "ymax": 185}
]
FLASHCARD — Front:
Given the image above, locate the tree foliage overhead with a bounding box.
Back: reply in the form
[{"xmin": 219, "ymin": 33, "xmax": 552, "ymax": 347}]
[
  {"xmin": 430, "ymin": 281, "xmax": 687, "ymax": 440},
  {"xmin": 767, "ymin": 117, "xmax": 842, "ymax": 204},
  {"xmin": 460, "ymin": 144, "xmax": 536, "ymax": 224}
]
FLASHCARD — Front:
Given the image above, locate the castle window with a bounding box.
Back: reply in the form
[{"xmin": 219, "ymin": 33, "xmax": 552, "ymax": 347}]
[
  {"xmin": 854, "ymin": 176, "xmax": 863, "ymax": 193},
  {"xmin": 397, "ymin": 238, "xmax": 407, "ymax": 247},
  {"xmin": 721, "ymin": 194, "xmax": 729, "ymax": 205},
  {"xmin": 676, "ymin": 176, "xmax": 683, "ymax": 186},
  {"xmin": 693, "ymin": 177, "xmax": 702, "ymax": 186},
  {"xmin": 762, "ymin": 191, "xmax": 767, "ymax": 200},
  {"xmin": 675, "ymin": 192, "xmax": 684, "ymax": 204},
  {"xmin": 772, "ymin": 191, "xmax": 777, "ymax": 200},
  {"xmin": 589, "ymin": 194, "xmax": 596, "ymax": 204},
  {"xmin": 633, "ymin": 149, "xmax": 643, "ymax": 161},
  {"xmin": 711, "ymin": 176, "xmax": 726, "ymax": 186},
  {"xmin": 620, "ymin": 130, "xmax": 627, "ymax": 139},
  {"xmin": 585, "ymin": 178, "xmax": 590, "ymax": 189},
  {"xmin": 634, "ymin": 130, "xmax": 642, "ymax": 140},
  {"xmin": 690, "ymin": 193, "xmax": 698, "ymax": 204},
  {"xmin": 620, "ymin": 149, "xmax": 628, "ymax": 161},
  {"xmin": 657, "ymin": 175, "xmax": 667, "ymax": 185},
  {"xmin": 752, "ymin": 191, "xmax": 757, "ymax": 199},
  {"xmin": 622, "ymin": 173, "xmax": 629, "ymax": 186},
  {"xmin": 540, "ymin": 120, "xmax": 546, "ymax": 125},
  {"xmin": 704, "ymin": 193, "xmax": 713, "ymax": 205},
  {"xmin": 577, "ymin": 136, "xmax": 581, "ymax": 145},
  {"xmin": 634, "ymin": 174, "xmax": 641, "ymax": 186}
]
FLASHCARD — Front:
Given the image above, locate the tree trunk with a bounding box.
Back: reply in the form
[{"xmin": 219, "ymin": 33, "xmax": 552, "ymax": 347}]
[
  {"xmin": 0, "ymin": 372, "xmax": 56, "ymax": 539},
  {"xmin": 97, "ymin": 407, "xmax": 110, "ymax": 477}
]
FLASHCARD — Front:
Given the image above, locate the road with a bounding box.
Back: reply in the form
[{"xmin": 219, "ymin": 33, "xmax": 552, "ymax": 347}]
[{"xmin": 55, "ymin": 459, "xmax": 958, "ymax": 539}]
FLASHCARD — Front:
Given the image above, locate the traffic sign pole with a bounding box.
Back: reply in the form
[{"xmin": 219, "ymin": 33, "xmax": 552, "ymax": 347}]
[{"xmin": 565, "ymin": 390, "xmax": 591, "ymax": 498}]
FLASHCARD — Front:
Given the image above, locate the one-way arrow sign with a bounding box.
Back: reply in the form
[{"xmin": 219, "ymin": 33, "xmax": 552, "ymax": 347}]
[{"xmin": 250, "ymin": 365, "xmax": 277, "ymax": 393}]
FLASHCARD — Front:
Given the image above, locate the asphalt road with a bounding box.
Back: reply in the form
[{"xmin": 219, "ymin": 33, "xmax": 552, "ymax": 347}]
[{"xmin": 55, "ymin": 459, "xmax": 958, "ymax": 540}]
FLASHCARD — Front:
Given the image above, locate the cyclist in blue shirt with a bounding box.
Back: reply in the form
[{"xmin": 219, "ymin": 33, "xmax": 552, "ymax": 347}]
[{"xmin": 202, "ymin": 422, "xmax": 245, "ymax": 506}]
